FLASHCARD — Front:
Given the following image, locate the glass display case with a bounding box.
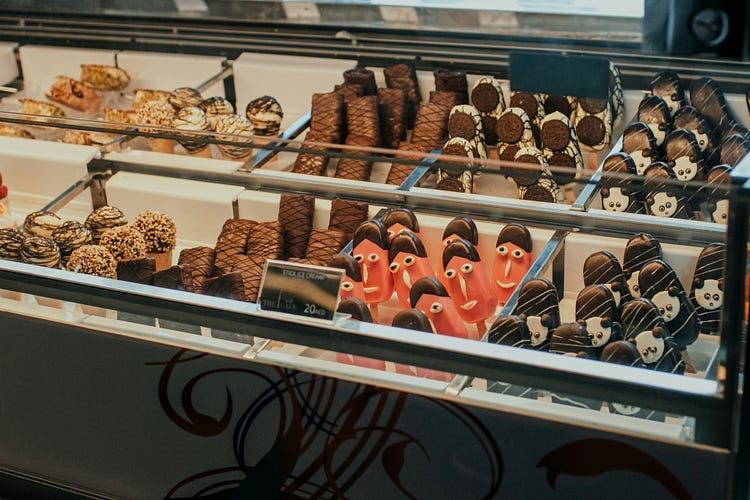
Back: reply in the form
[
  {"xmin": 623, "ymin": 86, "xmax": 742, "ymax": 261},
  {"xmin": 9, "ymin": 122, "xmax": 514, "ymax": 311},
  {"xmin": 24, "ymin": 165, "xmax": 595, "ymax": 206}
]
[{"xmin": 0, "ymin": 2, "xmax": 748, "ymax": 498}]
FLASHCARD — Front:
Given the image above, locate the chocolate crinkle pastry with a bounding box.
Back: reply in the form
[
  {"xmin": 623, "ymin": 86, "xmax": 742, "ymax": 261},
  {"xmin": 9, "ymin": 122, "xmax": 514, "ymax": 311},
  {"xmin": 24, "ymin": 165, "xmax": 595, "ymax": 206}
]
[
  {"xmin": 20, "ymin": 236, "xmax": 61, "ymax": 268},
  {"xmin": 278, "ymin": 195, "xmax": 315, "ymax": 259},
  {"xmin": 245, "ymin": 95, "xmax": 283, "ymax": 137},
  {"xmin": 117, "ymin": 257, "xmax": 157, "ymax": 285},
  {"xmin": 328, "ymin": 198, "xmax": 369, "ymax": 239},
  {"xmin": 131, "ymin": 210, "xmax": 177, "ymax": 253},
  {"xmin": 66, "ymin": 245, "xmax": 117, "ymax": 279},
  {"xmin": 0, "ymin": 228, "xmax": 25, "ymax": 261},
  {"xmin": 85, "ymin": 205, "xmax": 128, "ymax": 243},
  {"xmin": 343, "ymin": 68, "xmax": 377, "ymax": 96},
  {"xmin": 23, "ymin": 210, "xmax": 63, "ymax": 238},
  {"xmin": 99, "ymin": 226, "xmax": 147, "ymax": 262},
  {"xmin": 152, "ymin": 264, "xmax": 194, "ymax": 292},
  {"xmin": 203, "ymin": 272, "xmax": 246, "ymax": 301}
]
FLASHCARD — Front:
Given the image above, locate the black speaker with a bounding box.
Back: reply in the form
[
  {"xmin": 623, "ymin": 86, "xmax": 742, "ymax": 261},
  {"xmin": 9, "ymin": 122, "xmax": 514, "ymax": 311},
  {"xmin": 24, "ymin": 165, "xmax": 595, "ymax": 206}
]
[{"xmin": 644, "ymin": 0, "xmax": 749, "ymax": 59}]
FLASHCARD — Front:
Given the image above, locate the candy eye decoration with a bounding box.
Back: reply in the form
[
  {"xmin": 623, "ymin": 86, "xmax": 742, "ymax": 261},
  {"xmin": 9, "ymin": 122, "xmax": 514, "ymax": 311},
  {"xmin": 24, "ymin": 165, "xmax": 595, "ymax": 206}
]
[
  {"xmin": 533, "ymin": 331, "xmax": 541, "ymax": 339},
  {"xmin": 496, "ymin": 245, "xmax": 508, "ymax": 256},
  {"xmin": 460, "ymin": 263, "xmax": 473, "ymax": 274},
  {"xmin": 354, "ymin": 254, "xmax": 364, "ymax": 262},
  {"xmin": 389, "ymin": 262, "xmax": 399, "ymax": 273},
  {"xmin": 596, "ymin": 332, "xmax": 603, "ymax": 339},
  {"xmin": 404, "ymin": 256, "xmax": 416, "ymax": 266},
  {"xmin": 713, "ymin": 293, "xmax": 720, "ymax": 301},
  {"xmin": 387, "ymin": 229, "xmax": 394, "ymax": 238},
  {"xmin": 445, "ymin": 269, "xmax": 457, "ymax": 279},
  {"xmin": 666, "ymin": 202, "xmax": 672, "ymax": 209},
  {"xmin": 512, "ymin": 249, "xmax": 524, "ymax": 259},
  {"xmin": 367, "ymin": 254, "xmax": 379, "ymax": 263},
  {"xmin": 631, "ymin": 284, "xmax": 640, "ymax": 294},
  {"xmin": 430, "ymin": 302, "xmax": 443, "ymax": 314},
  {"xmin": 341, "ymin": 282, "xmax": 354, "ymax": 291}
]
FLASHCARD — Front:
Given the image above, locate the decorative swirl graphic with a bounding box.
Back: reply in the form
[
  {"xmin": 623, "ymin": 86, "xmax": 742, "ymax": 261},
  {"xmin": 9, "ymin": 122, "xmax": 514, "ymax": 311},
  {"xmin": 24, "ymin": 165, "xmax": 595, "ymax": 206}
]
[{"xmin": 155, "ymin": 350, "xmax": 504, "ymax": 498}]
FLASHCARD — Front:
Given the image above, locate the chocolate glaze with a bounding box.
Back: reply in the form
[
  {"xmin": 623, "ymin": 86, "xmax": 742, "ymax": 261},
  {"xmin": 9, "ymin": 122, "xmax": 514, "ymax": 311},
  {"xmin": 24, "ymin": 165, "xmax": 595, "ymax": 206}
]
[
  {"xmin": 352, "ymin": 219, "xmax": 389, "ymax": 250},
  {"xmin": 496, "ymin": 223, "xmax": 531, "ymax": 252},
  {"xmin": 622, "ymin": 122, "xmax": 657, "ymax": 168},
  {"xmin": 623, "ymin": 233, "xmax": 662, "ymax": 275},
  {"xmin": 382, "ymin": 208, "xmax": 419, "ymax": 234},
  {"xmin": 650, "ymin": 72, "xmax": 686, "ymax": 113},
  {"xmin": 442, "ymin": 217, "xmax": 478, "ymax": 246},
  {"xmin": 203, "ymin": 272, "xmax": 246, "ymax": 301},
  {"xmin": 720, "ymin": 134, "xmax": 750, "ymax": 167},
  {"xmin": 673, "ymin": 105, "xmax": 715, "ymax": 150},
  {"xmin": 706, "ymin": 165, "xmax": 732, "ymax": 224},
  {"xmin": 328, "ymin": 253, "xmax": 362, "ymax": 281},
  {"xmin": 409, "ymin": 276, "xmax": 449, "ymax": 307},
  {"xmin": 117, "ymin": 257, "xmax": 156, "ymax": 285},
  {"xmin": 689, "ymin": 77, "xmax": 734, "ymax": 134},
  {"xmin": 600, "ymin": 340, "xmax": 643, "ymax": 366},
  {"xmin": 664, "ymin": 129, "xmax": 705, "ymax": 182},
  {"xmin": 583, "ymin": 250, "xmax": 631, "ymax": 304},
  {"xmin": 389, "ymin": 231, "xmax": 428, "ymax": 263},
  {"xmin": 392, "ymin": 308, "xmax": 433, "ymax": 333},
  {"xmin": 442, "ymin": 238, "xmax": 480, "ymax": 270},
  {"xmin": 152, "ymin": 264, "xmax": 194, "ymax": 292},
  {"xmin": 643, "ymin": 161, "xmax": 693, "ymax": 219},
  {"xmin": 337, "ymin": 297, "xmax": 373, "ymax": 322},
  {"xmin": 690, "ymin": 242, "xmax": 725, "ymax": 334},
  {"xmin": 487, "ymin": 315, "xmax": 530, "ymax": 348},
  {"xmin": 0, "ymin": 228, "xmax": 24, "ymax": 260},
  {"xmin": 549, "ymin": 322, "xmax": 593, "ymax": 358}
]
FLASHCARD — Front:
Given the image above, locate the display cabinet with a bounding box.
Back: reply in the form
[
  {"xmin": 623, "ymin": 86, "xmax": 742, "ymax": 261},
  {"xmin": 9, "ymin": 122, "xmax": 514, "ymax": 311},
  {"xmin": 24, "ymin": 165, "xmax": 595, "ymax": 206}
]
[{"xmin": 0, "ymin": 2, "xmax": 748, "ymax": 498}]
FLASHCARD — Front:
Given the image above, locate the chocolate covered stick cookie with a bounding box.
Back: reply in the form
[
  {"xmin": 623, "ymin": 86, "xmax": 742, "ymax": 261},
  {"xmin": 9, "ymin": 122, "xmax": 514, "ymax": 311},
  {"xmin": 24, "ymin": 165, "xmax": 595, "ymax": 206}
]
[
  {"xmin": 378, "ymin": 88, "xmax": 408, "ymax": 150},
  {"xmin": 245, "ymin": 220, "xmax": 284, "ymax": 259},
  {"xmin": 643, "ymin": 162, "xmax": 693, "ymax": 220},
  {"xmin": 673, "ymin": 106, "xmax": 716, "ymax": 154},
  {"xmin": 622, "ymin": 233, "xmax": 662, "ymax": 299},
  {"xmin": 513, "ymin": 277, "xmax": 560, "ymax": 351},
  {"xmin": 343, "ymin": 68, "xmax": 377, "ymax": 96},
  {"xmin": 278, "ymin": 195, "xmax": 314, "ymax": 259},
  {"xmin": 204, "ymin": 272, "xmax": 246, "ymax": 302},
  {"xmin": 384, "ymin": 61, "xmax": 422, "ymax": 129},
  {"xmin": 386, "ymin": 143, "xmax": 423, "ymax": 185},
  {"xmin": 292, "ymin": 131, "xmax": 330, "ymax": 176},
  {"xmin": 334, "ymin": 83, "xmax": 364, "ymax": 104},
  {"xmin": 622, "ymin": 122, "xmax": 658, "ymax": 175},
  {"xmin": 310, "ymin": 92, "xmax": 345, "ymax": 143},
  {"xmin": 637, "ymin": 95, "xmax": 672, "ymax": 148},
  {"xmin": 448, "ymin": 105, "xmax": 487, "ymax": 159},
  {"xmin": 690, "ymin": 243, "xmax": 726, "ymax": 335},
  {"xmin": 328, "ymin": 198, "xmax": 369, "ymax": 239},
  {"xmin": 471, "ymin": 77, "xmax": 506, "ymax": 146},
  {"xmin": 496, "ymin": 107, "xmax": 536, "ymax": 162},
  {"xmin": 429, "ymin": 91, "xmax": 463, "ymax": 111},
  {"xmin": 689, "ymin": 77, "xmax": 736, "ymax": 135},
  {"xmin": 152, "ymin": 264, "xmax": 194, "ymax": 293},
  {"xmin": 434, "ymin": 68, "xmax": 468, "ymax": 104},
  {"xmin": 178, "ymin": 246, "xmax": 216, "ymax": 293},
  {"xmin": 214, "ymin": 218, "xmax": 256, "ymax": 274},
  {"xmin": 600, "ymin": 153, "xmax": 645, "ymax": 214},
  {"xmin": 574, "ymin": 96, "xmax": 613, "ymax": 153},
  {"xmin": 305, "ymin": 229, "xmax": 348, "ymax": 266},
  {"xmin": 117, "ymin": 257, "xmax": 156, "ymax": 285},
  {"xmin": 334, "ymin": 157, "xmax": 372, "ymax": 181},
  {"xmin": 509, "ymin": 91, "xmax": 545, "ymax": 143},
  {"xmin": 410, "ymin": 103, "xmax": 451, "ymax": 151},
  {"xmin": 230, "ymin": 254, "xmax": 266, "ymax": 302},
  {"xmin": 513, "ymin": 147, "xmax": 563, "ymax": 203},
  {"xmin": 346, "ymin": 95, "xmax": 380, "ymax": 147}
]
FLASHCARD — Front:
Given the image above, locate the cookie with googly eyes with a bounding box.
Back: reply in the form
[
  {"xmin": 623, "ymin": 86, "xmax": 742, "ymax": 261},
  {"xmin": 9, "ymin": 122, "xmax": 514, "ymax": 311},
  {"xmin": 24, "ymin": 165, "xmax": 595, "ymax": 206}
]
[
  {"xmin": 643, "ymin": 162, "xmax": 693, "ymax": 220},
  {"xmin": 583, "ymin": 250, "xmax": 631, "ymax": 307},
  {"xmin": 720, "ymin": 134, "xmax": 750, "ymax": 167},
  {"xmin": 337, "ymin": 297, "xmax": 373, "ymax": 323},
  {"xmin": 381, "ymin": 208, "xmax": 420, "ymax": 242},
  {"xmin": 442, "ymin": 217, "xmax": 478, "ymax": 248},
  {"xmin": 600, "ymin": 153, "xmax": 645, "ymax": 214},
  {"xmin": 328, "ymin": 253, "xmax": 366, "ymax": 302},
  {"xmin": 665, "ymin": 129, "xmax": 705, "ymax": 182},
  {"xmin": 622, "ymin": 233, "xmax": 662, "ymax": 299},
  {"xmin": 389, "ymin": 230, "xmax": 435, "ymax": 309},
  {"xmin": 673, "ymin": 105, "xmax": 715, "ymax": 153},
  {"xmin": 487, "ymin": 315, "xmax": 531, "ymax": 348},
  {"xmin": 639, "ymin": 259, "xmax": 700, "ymax": 349},
  {"xmin": 513, "ymin": 277, "xmax": 560, "ymax": 351},
  {"xmin": 622, "ymin": 122, "xmax": 658, "ymax": 175},
  {"xmin": 705, "ymin": 165, "xmax": 731, "ymax": 224},
  {"xmin": 637, "ymin": 95, "xmax": 672, "ymax": 148},
  {"xmin": 620, "ymin": 298, "xmax": 685, "ymax": 374},
  {"xmin": 575, "ymin": 284, "xmax": 622, "ymax": 354},
  {"xmin": 352, "ymin": 219, "xmax": 393, "ymax": 305},
  {"xmin": 650, "ymin": 71, "xmax": 686, "ymax": 115},
  {"xmin": 442, "ymin": 239, "xmax": 495, "ymax": 324},
  {"xmin": 409, "ymin": 276, "xmax": 468, "ymax": 338},
  {"xmin": 492, "ymin": 223, "xmax": 532, "ymax": 306},
  {"xmin": 690, "ymin": 242, "xmax": 725, "ymax": 335}
]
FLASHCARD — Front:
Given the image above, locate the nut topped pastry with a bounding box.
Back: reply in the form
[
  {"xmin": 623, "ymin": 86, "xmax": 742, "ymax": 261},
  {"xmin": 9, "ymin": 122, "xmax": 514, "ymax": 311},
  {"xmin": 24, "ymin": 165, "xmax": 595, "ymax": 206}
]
[
  {"xmin": 52, "ymin": 221, "xmax": 93, "ymax": 261},
  {"xmin": 173, "ymin": 106, "xmax": 211, "ymax": 157},
  {"xmin": 0, "ymin": 228, "xmax": 24, "ymax": 260},
  {"xmin": 80, "ymin": 64, "xmax": 131, "ymax": 91},
  {"xmin": 46, "ymin": 75, "xmax": 102, "ymax": 112},
  {"xmin": 99, "ymin": 225, "xmax": 147, "ymax": 261},
  {"xmin": 66, "ymin": 245, "xmax": 117, "ymax": 278},
  {"xmin": 20, "ymin": 236, "xmax": 61, "ymax": 268},
  {"xmin": 19, "ymin": 99, "xmax": 66, "ymax": 118},
  {"xmin": 131, "ymin": 210, "xmax": 177, "ymax": 254},
  {"xmin": 245, "ymin": 96, "xmax": 283, "ymax": 137},
  {"xmin": 0, "ymin": 124, "xmax": 34, "ymax": 139},
  {"xmin": 212, "ymin": 114, "xmax": 253, "ymax": 160},
  {"xmin": 85, "ymin": 205, "xmax": 128, "ymax": 243},
  {"xmin": 169, "ymin": 87, "xmax": 203, "ymax": 110},
  {"xmin": 133, "ymin": 89, "xmax": 171, "ymax": 109},
  {"xmin": 23, "ymin": 211, "xmax": 63, "ymax": 238},
  {"xmin": 135, "ymin": 100, "xmax": 176, "ymax": 154}
]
